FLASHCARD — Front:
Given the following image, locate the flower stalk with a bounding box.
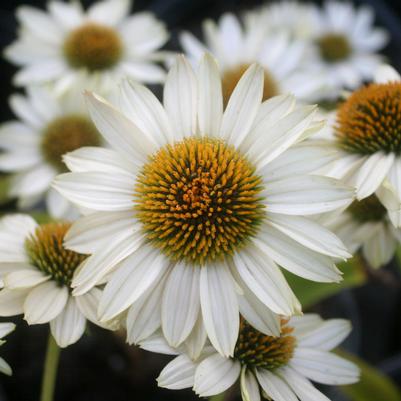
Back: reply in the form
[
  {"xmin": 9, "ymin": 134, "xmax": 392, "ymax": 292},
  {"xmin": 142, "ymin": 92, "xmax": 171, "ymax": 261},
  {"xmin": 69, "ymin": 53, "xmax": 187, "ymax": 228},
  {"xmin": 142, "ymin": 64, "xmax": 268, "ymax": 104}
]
[{"xmin": 40, "ymin": 333, "xmax": 61, "ymax": 401}]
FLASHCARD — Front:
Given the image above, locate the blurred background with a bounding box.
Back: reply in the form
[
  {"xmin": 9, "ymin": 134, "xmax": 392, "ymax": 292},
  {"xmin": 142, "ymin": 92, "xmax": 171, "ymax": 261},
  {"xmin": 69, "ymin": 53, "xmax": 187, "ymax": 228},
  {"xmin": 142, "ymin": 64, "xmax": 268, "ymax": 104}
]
[{"xmin": 1, "ymin": 1, "xmax": 401, "ymax": 400}]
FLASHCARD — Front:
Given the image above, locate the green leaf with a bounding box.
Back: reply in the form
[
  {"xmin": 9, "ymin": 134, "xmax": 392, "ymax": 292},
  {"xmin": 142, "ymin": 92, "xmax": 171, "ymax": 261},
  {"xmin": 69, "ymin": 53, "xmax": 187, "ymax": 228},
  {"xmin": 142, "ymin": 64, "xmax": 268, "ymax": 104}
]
[
  {"xmin": 337, "ymin": 350, "xmax": 401, "ymax": 401},
  {"xmin": 283, "ymin": 258, "xmax": 366, "ymax": 308}
]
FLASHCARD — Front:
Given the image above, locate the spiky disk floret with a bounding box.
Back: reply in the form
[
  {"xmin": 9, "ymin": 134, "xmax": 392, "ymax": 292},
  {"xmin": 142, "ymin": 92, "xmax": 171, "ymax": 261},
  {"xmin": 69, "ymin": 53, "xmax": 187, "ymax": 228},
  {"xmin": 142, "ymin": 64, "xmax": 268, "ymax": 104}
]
[
  {"xmin": 348, "ymin": 194, "xmax": 387, "ymax": 223},
  {"xmin": 25, "ymin": 223, "xmax": 87, "ymax": 287},
  {"xmin": 222, "ymin": 64, "xmax": 278, "ymax": 106},
  {"xmin": 64, "ymin": 23, "xmax": 123, "ymax": 71},
  {"xmin": 41, "ymin": 115, "xmax": 101, "ymax": 172},
  {"xmin": 135, "ymin": 137, "xmax": 265, "ymax": 265},
  {"xmin": 336, "ymin": 82, "xmax": 401, "ymax": 154},
  {"xmin": 234, "ymin": 319, "xmax": 296, "ymax": 370}
]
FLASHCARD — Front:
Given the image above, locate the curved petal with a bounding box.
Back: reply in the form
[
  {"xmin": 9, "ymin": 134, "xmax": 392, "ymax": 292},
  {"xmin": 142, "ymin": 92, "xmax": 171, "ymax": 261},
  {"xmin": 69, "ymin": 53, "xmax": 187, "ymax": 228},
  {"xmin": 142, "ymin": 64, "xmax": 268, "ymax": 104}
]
[{"xmin": 157, "ymin": 354, "xmax": 197, "ymax": 390}]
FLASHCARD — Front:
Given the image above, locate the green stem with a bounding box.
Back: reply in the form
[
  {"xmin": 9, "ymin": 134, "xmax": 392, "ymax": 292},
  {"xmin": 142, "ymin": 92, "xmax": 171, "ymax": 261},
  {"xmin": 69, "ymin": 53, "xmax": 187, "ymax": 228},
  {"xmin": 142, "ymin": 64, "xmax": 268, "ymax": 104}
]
[
  {"xmin": 40, "ymin": 333, "xmax": 61, "ymax": 401},
  {"xmin": 209, "ymin": 393, "xmax": 225, "ymax": 401}
]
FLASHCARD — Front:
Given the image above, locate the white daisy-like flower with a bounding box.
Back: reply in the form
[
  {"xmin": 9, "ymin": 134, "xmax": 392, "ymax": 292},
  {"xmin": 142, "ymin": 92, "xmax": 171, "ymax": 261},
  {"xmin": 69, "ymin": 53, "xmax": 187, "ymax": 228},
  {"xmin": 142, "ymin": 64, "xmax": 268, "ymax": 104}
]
[
  {"xmin": 180, "ymin": 12, "xmax": 328, "ymax": 103},
  {"xmin": 306, "ymin": 1, "xmax": 388, "ymax": 96},
  {"xmin": 0, "ymin": 322, "xmax": 16, "ymax": 376},
  {"xmin": 53, "ymin": 54, "xmax": 353, "ymax": 357},
  {"xmin": 4, "ymin": 0, "xmax": 169, "ymax": 94},
  {"xmin": 323, "ymin": 194, "xmax": 401, "ymax": 269},
  {"xmin": 0, "ymin": 214, "xmax": 112, "ymax": 348},
  {"xmin": 0, "ymin": 83, "xmax": 106, "ymax": 218},
  {"xmin": 322, "ymin": 65, "xmax": 401, "ymax": 224},
  {"xmin": 157, "ymin": 314, "xmax": 360, "ymax": 400}
]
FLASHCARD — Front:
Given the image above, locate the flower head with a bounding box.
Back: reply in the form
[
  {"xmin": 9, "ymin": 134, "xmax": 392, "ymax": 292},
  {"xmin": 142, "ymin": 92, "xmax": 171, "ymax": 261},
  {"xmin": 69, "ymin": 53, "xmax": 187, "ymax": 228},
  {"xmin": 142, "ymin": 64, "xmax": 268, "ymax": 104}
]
[
  {"xmin": 53, "ymin": 54, "xmax": 353, "ymax": 357},
  {"xmin": 4, "ymin": 0, "xmax": 170, "ymax": 93},
  {"xmin": 0, "ymin": 214, "xmax": 111, "ymax": 348},
  {"xmin": 0, "ymin": 84, "xmax": 104, "ymax": 218},
  {"xmin": 157, "ymin": 314, "xmax": 360, "ymax": 400}
]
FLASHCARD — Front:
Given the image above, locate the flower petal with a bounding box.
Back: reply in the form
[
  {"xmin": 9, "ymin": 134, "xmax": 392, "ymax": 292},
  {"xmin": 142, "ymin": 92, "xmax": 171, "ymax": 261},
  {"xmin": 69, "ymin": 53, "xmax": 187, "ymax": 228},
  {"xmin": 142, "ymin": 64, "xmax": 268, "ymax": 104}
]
[{"xmin": 157, "ymin": 354, "xmax": 197, "ymax": 390}]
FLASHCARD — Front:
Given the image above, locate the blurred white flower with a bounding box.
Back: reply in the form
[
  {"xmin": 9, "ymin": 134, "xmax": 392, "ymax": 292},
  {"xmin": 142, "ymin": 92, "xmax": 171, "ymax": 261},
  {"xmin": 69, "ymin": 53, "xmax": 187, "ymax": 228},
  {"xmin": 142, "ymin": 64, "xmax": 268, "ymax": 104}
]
[
  {"xmin": 323, "ymin": 194, "xmax": 401, "ymax": 269},
  {"xmin": 157, "ymin": 314, "xmax": 360, "ymax": 400},
  {"xmin": 4, "ymin": 0, "xmax": 170, "ymax": 94},
  {"xmin": 0, "ymin": 83, "xmax": 106, "ymax": 218},
  {"xmin": 180, "ymin": 12, "xmax": 328, "ymax": 103},
  {"xmin": 306, "ymin": 1, "xmax": 388, "ymax": 96},
  {"xmin": 53, "ymin": 54, "xmax": 353, "ymax": 357},
  {"xmin": 321, "ymin": 65, "xmax": 401, "ymax": 225},
  {"xmin": 0, "ymin": 214, "xmax": 113, "ymax": 348},
  {"xmin": 0, "ymin": 322, "xmax": 15, "ymax": 376}
]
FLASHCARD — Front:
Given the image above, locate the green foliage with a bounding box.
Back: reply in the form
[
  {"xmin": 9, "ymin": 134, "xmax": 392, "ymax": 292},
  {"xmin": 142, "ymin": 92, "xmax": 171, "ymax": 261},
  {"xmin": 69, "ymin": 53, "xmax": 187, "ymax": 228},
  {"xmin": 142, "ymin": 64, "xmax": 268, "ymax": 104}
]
[
  {"xmin": 337, "ymin": 350, "xmax": 401, "ymax": 401},
  {"xmin": 284, "ymin": 258, "xmax": 366, "ymax": 308}
]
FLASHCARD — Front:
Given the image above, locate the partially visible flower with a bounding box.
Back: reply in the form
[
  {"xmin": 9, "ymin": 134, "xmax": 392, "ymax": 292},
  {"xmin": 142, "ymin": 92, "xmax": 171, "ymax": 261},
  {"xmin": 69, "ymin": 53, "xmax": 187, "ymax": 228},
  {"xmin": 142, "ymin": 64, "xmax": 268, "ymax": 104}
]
[
  {"xmin": 321, "ymin": 65, "xmax": 401, "ymax": 224},
  {"xmin": 180, "ymin": 12, "xmax": 327, "ymax": 103},
  {"xmin": 157, "ymin": 314, "xmax": 360, "ymax": 400},
  {"xmin": 53, "ymin": 54, "xmax": 353, "ymax": 357},
  {"xmin": 0, "ymin": 322, "xmax": 15, "ymax": 375},
  {"xmin": 323, "ymin": 194, "xmax": 401, "ymax": 269},
  {"xmin": 4, "ymin": 0, "xmax": 170, "ymax": 94},
  {"xmin": 0, "ymin": 83, "xmax": 105, "ymax": 218},
  {"xmin": 0, "ymin": 214, "xmax": 113, "ymax": 348},
  {"xmin": 306, "ymin": 1, "xmax": 388, "ymax": 97}
]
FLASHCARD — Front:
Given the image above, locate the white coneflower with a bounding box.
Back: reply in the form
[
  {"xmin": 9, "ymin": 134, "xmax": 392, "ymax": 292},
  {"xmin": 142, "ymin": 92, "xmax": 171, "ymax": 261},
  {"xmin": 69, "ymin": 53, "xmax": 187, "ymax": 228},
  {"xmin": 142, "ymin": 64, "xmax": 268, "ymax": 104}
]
[
  {"xmin": 0, "ymin": 214, "xmax": 112, "ymax": 348},
  {"xmin": 323, "ymin": 194, "xmax": 401, "ymax": 269},
  {"xmin": 53, "ymin": 54, "xmax": 353, "ymax": 357},
  {"xmin": 306, "ymin": 1, "xmax": 388, "ymax": 96},
  {"xmin": 321, "ymin": 65, "xmax": 401, "ymax": 224},
  {"xmin": 0, "ymin": 322, "xmax": 15, "ymax": 375},
  {"xmin": 4, "ymin": 0, "xmax": 170, "ymax": 94},
  {"xmin": 0, "ymin": 83, "xmax": 105, "ymax": 218},
  {"xmin": 180, "ymin": 12, "xmax": 327, "ymax": 103},
  {"xmin": 157, "ymin": 314, "xmax": 360, "ymax": 400}
]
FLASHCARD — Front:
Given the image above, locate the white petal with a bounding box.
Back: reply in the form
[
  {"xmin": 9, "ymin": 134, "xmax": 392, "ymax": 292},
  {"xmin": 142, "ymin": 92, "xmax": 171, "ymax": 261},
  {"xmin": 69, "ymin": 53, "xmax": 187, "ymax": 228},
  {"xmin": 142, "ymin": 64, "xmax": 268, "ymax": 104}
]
[
  {"xmin": 194, "ymin": 354, "xmax": 240, "ymax": 397},
  {"xmin": 362, "ymin": 225, "xmax": 396, "ymax": 268},
  {"xmin": 85, "ymin": 92, "xmax": 155, "ymax": 164},
  {"xmin": 290, "ymin": 348, "xmax": 360, "ymax": 385},
  {"xmin": 0, "ymin": 322, "xmax": 15, "ymax": 339},
  {"xmin": 264, "ymin": 175, "xmax": 353, "ymax": 215},
  {"xmin": 355, "ymin": 153, "xmax": 395, "ymax": 200},
  {"xmin": 65, "ymin": 211, "xmax": 136, "ymax": 254},
  {"xmin": 374, "ymin": 64, "xmax": 401, "ymax": 83},
  {"xmin": 72, "ymin": 230, "xmax": 143, "ymax": 294},
  {"xmin": 0, "ymin": 357, "xmax": 12, "ymax": 376},
  {"xmin": 24, "ymin": 281, "xmax": 68, "ymax": 324},
  {"xmin": 255, "ymin": 225, "xmax": 342, "ymax": 283},
  {"xmin": 99, "ymin": 247, "xmax": 167, "ymax": 321},
  {"xmin": 162, "ymin": 263, "xmax": 200, "ymax": 347},
  {"xmin": 88, "ymin": 0, "xmax": 130, "ymax": 25},
  {"xmin": 197, "ymin": 54, "xmax": 223, "ymax": 137},
  {"xmin": 219, "ymin": 64, "xmax": 263, "ymax": 147},
  {"xmin": 241, "ymin": 368, "xmax": 261, "ymax": 401},
  {"xmin": 50, "ymin": 297, "xmax": 86, "ymax": 348},
  {"xmin": 297, "ymin": 319, "xmax": 352, "ymax": 351},
  {"xmin": 52, "ymin": 172, "xmax": 135, "ymax": 212},
  {"xmin": 0, "ymin": 289, "xmax": 28, "ymax": 316},
  {"xmin": 184, "ymin": 314, "xmax": 207, "ymax": 360},
  {"xmin": 200, "ymin": 262, "xmax": 239, "ymax": 357},
  {"xmin": 48, "ymin": 1, "xmax": 83, "ymax": 29},
  {"xmin": 157, "ymin": 354, "xmax": 196, "ymax": 390},
  {"xmin": 267, "ymin": 214, "xmax": 350, "ymax": 259},
  {"xmin": 4, "ymin": 269, "xmax": 49, "ymax": 289},
  {"xmin": 163, "ymin": 56, "xmax": 197, "ymax": 140},
  {"xmin": 46, "ymin": 188, "xmax": 75, "ymax": 219},
  {"xmin": 13, "ymin": 61, "xmax": 67, "ymax": 87},
  {"xmin": 255, "ymin": 370, "xmax": 298, "ymax": 401},
  {"xmin": 119, "ymin": 80, "xmax": 173, "ymax": 146}
]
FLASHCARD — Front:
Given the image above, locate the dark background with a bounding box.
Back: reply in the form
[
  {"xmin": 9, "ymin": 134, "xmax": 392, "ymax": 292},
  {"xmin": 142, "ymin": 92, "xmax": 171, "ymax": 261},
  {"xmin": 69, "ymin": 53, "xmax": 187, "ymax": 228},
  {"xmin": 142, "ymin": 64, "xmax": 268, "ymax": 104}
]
[{"xmin": 1, "ymin": 1, "xmax": 401, "ymax": 400}]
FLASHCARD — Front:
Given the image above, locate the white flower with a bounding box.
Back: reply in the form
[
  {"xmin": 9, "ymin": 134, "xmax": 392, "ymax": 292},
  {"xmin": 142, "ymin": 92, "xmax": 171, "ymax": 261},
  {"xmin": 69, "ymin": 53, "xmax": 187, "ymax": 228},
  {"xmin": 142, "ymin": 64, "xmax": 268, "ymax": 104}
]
[
  {"xmin": 4, "ymin": 0, "xmax": 170, "ymax": 94},
  {"xmin": 322, "ymin": 65, "xmax": 401, "ymax": 225},
  {"xmin": 53, "ymin": 54, "xmax": 353, "ymax": 357},
  {"xmin": 180, "ymin": 12, "xmax": 328, "ymax": 103},
  {"xmin": 157, "ymin": 314, "xmax": 360, "ymax": 400},
  {"xmin": 306, "ymin": 1, "xmax": 388, "ymax": 96},
  {"xmin": 0, "ymin": 83, "xmax": 106, "ymax": 218},
  {"xmin": 0, "ymin": 322, "xmax": 15, "ymax": 376},
  {"xmin": 0, "ymin": 214, "xmax": 112, "ymax": 348},
  {"xmin": 323, "ymin": 194, "xmax": 401, "ymax": 269}
]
